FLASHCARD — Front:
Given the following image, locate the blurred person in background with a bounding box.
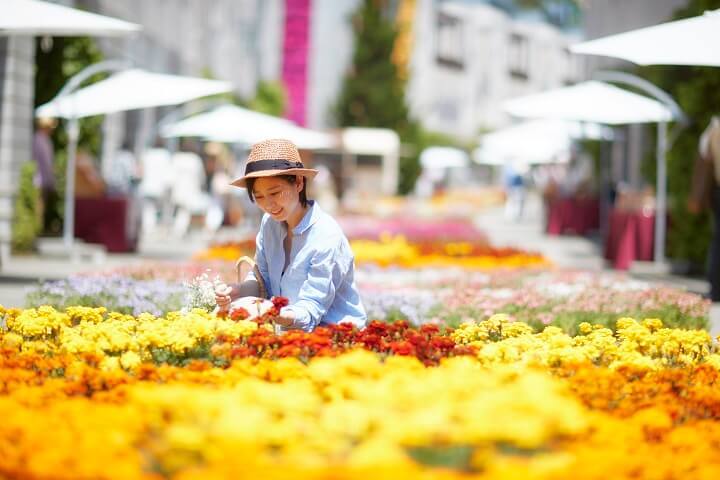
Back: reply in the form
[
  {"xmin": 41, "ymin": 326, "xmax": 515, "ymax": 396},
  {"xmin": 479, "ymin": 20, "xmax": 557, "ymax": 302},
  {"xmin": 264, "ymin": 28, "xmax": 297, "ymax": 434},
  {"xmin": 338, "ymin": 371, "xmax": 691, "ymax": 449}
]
[
  {"xmin": 311, "ymin": 164, "xmax": 339, "ymax": 215},
  {"xmin": 689, "ymin": 116, "xmax": 720, "ymax": 301},
  {"xmin": 534, "ymin": 163, "xmax": 564, "ymax": 211},
  {"xmin": 32, "ymin": 117, "xmax": 59, "ymax": 234},
  {"xmin": 74, "ymin": 149, "xmax": 106, "ymax": 199},
  {"xmin": 139, "ymin": 137, "xmax": 173, "ymax": 234},
  {"xmin": 105, "ymin": 139, "xmax": 142, "ymax": 247},
  {"xmin": 560, "ymin": 146, "xmax": 593, "ymax": 198},
  {"xmin": 503, "ymin": 160, "xmax": 528, "ymax": 221},
  {"xmin": 203, "ymin": 142, "xmax": 232, "ymax": 231},
  {"xmin": 170, "ymin": 138, "xmax": 208, "ymax": 236},
  {"xmin": 105, "ymin": 139, "xmax": 140, "ymax": 196}
]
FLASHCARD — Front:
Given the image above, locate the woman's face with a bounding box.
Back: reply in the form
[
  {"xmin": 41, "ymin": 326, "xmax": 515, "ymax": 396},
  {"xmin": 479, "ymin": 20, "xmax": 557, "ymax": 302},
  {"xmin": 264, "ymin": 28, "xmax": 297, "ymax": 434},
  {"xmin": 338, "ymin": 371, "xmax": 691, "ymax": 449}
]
[{"xmin": 252, "ymin": 176, "xmax": 304, "ymax": 222}]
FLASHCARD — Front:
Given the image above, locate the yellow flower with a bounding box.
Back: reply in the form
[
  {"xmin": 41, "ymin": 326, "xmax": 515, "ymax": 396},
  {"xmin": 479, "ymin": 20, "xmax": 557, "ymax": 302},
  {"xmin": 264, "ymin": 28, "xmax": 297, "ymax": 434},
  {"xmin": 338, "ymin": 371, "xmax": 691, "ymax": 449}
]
[
  {"xmin": 578, "ymin": 322, "xmax": 593, "ymax": 335},
  {"xmin": 120, "ymin": 351, "xmax": 142, "ymax": 371}
]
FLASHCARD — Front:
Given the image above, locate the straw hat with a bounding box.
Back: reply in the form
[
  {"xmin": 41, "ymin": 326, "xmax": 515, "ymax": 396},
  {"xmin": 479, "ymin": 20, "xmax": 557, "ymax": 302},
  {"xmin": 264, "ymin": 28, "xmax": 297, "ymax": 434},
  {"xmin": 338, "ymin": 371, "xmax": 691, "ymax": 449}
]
[{"xmin": 231, "ymin": 139, "xmax": 318, "ymax": 188}]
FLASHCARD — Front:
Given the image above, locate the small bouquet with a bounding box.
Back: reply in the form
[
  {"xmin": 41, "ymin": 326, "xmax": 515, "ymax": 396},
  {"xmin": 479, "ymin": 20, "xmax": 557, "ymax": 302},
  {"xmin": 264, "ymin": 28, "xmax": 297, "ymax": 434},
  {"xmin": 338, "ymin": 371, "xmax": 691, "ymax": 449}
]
[{"xmin": 182, "ymin": 270, "xmax": 223, "ymax": 313}]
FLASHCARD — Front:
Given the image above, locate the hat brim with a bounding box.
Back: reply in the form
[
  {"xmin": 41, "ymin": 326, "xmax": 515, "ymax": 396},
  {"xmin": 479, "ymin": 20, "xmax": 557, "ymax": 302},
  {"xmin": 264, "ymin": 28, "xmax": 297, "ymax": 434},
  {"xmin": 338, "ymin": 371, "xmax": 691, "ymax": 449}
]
[{"xmin": 231, "ymin": 168, "xmax": 319, "ymax": 188}]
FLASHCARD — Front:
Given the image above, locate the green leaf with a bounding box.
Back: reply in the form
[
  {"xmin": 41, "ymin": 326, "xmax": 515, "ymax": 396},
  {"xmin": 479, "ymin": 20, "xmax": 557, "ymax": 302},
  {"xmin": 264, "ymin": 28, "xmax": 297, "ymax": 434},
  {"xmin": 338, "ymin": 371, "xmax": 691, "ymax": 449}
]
[{"xmin": 405, "ymin": 445, "xmax": 476, "ymax": 471}]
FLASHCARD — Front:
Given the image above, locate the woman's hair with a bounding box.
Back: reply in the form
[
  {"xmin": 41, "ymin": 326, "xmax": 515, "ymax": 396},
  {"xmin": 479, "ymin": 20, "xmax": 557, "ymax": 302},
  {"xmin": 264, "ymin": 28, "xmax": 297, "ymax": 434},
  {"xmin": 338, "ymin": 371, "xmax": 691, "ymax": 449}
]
[{"xmin": 246, "ymin": 175, "xmax": 308, "ymax": 207}]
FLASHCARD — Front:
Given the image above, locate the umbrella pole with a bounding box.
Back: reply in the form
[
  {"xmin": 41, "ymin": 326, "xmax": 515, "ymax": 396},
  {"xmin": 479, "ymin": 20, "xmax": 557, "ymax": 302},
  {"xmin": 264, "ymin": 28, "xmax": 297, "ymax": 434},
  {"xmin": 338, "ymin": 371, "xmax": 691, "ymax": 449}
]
[
  {"xmin": 654, "ymin": 121, "xmax": 667, "ymax": 264},
  {"xmin": 63, "ymin": 117, "xmax": 79, "ymax": 249}
]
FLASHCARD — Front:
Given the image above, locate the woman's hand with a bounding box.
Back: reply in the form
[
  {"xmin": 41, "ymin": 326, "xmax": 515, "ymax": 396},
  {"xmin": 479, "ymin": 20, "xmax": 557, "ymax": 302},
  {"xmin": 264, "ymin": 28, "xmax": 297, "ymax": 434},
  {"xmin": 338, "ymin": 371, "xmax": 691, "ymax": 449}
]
[
  {"xmin": 214, "ymin": 283, "xmax": 236, "ymax": 311},
  {"xmin": 274, "ymin": 307, "xmax": 295, "ymax": 327}
]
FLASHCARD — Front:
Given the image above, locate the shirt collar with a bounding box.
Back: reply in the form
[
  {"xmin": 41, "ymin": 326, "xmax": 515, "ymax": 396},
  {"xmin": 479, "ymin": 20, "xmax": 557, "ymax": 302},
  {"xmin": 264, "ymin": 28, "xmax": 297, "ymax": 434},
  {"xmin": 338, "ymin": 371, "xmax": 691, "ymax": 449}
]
[{"xmin": 292, "ymin": 200, "xmax": 320, "ymax": 236}]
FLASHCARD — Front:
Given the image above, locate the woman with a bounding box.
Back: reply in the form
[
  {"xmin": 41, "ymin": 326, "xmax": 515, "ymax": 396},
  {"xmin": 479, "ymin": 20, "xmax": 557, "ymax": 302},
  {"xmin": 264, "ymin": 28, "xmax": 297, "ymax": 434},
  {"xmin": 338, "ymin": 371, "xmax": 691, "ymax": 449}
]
[{"xmin": 215, "ymin": 139, "xmax": 367, "ymax": 332}]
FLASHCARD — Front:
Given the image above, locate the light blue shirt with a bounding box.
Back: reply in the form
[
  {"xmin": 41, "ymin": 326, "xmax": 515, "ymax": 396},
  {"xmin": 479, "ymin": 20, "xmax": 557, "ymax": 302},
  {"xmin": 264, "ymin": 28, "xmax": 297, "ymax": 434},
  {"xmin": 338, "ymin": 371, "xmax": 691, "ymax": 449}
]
[{"xmin": 248, "ymin": 201, "xmax": 367, "ymax": 332}]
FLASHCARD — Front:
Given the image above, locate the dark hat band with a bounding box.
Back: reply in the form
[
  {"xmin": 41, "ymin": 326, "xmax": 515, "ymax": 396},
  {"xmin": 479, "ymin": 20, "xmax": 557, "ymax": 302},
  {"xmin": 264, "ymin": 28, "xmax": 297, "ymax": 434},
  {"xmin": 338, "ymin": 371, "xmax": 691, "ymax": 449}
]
[{"xmin": 244, "ymin": 159, "xmax": 304, "ymax": 175}]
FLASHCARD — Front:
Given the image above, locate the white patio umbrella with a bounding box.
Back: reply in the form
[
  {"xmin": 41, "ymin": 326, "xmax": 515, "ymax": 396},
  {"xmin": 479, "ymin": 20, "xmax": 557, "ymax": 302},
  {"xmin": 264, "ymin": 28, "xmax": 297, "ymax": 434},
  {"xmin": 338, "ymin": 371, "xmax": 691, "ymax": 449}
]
[
  {"xmin": 473, "ymin": 119, "xmax": 612, "ymax": 166},
  {"xmin": 419, "ymin": 146, "xmax": 469, "ymax": 169},
  {"xmin": 504, "ymin": 81, "xmax": 674, "ymax": 125},
  {"xmin": 503, "ymin": 81, "xmax": 678, "ymax": 266},
  {"xmin": 161, "ymin": 104, "xmax": 334, "ymax": 150},
  {"xmin": 0, "ymin": 0, "xmax": 140, "ymax": 36},
  {"xmin": 35, "ymin": 67, "xmax": 234, "ymax": 247},
  {"xmin": 36, "ymin": 69, "xmax": 233, "ymax": 119},
  {"xmin": 570, "ymin": 9, "xmax": 720, "ymax": 67}
]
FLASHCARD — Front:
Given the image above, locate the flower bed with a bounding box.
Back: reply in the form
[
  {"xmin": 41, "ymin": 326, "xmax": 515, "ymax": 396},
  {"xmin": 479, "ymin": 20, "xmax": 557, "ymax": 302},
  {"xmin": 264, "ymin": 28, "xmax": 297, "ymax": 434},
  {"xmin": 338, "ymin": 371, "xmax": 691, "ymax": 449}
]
[
  {"xmin": 195, "ymin": 236, "xmax": 549, "ymax": 270},
  {"xmin": 358, "ymin": 268, "xmax": 709, "ymax": 331},
  {"xmin": 25, "ymin": 276, "xmax": 186, "ymax": 316},
  {"xmin": 351, "ymin": 235, "xmax": 549, "ymax": 269},
  {"xmin": 25, "ymin": 265, "xmax": 708, "ymax": 335},
  {"xmin": 0, "ymin": 304, "xmax": 719, "ymax": 479},
  {"xmin": 336, "ymin": 216, "xmax": 490, "ymax": 242}
]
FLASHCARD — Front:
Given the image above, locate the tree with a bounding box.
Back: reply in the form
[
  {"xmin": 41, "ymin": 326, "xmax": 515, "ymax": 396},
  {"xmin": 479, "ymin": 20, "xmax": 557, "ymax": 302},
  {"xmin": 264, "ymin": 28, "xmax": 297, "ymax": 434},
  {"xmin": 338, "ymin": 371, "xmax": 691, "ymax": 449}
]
[
  {"xmin": 638, "ymin": 0, "xmax": 720, "ymax": 270},
  {"xmin": 250, "ymin": 81, "xmax": 287, "ymax": 117},
  {"xmin": 335, "ymin": 0, "xmax": 421, "ymax": 194}
]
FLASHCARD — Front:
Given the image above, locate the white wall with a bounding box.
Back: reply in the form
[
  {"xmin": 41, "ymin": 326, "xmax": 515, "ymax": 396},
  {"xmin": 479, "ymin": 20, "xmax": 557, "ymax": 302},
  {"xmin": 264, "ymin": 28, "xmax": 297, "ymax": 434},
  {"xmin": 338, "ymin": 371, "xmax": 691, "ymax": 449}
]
[
  {"xmin": 307, "ymin": 0, "xmax": 361, "ymax": 129},
  {"xmin": 407, "ymin": 1, "xmax": 580, "ymax": 140},
  {"xmin": 580, "ymin": 0, "xmax": 688, "ymax": 71},
  {"xmin": 96, "ymin": 0, "xmax": 282, "ymax": 98},
  {"xmin": 0, "ymin": 37, "xmax": 35, "ymax": 265}
]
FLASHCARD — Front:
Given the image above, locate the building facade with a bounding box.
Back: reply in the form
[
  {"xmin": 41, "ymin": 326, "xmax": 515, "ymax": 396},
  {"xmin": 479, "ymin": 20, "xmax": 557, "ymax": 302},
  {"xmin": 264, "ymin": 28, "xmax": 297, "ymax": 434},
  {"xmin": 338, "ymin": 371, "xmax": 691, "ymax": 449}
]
[
  {"xmin": 406, "ymin": 0, "xmax": 583, "ymax": 140},
  {"xmin": 0, "ymin": 36, "xmax": 35, "ymax": 266}
]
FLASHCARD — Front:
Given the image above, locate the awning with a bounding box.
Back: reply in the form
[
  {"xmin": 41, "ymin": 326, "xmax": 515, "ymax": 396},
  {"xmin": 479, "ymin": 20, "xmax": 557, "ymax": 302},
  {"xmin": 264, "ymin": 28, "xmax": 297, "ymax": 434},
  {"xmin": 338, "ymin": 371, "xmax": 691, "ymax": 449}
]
[
  {"xmin": 0, "ymin": 0, "xmax": 140, "ymax": 37},
  {"xmin": 571, "ymin": 9, "xmax": 720, "ymax": 67},
  {"xmin": 341, "ymin": 128, "xmax": 400, "ymax": 156},
  {"xmin": 36, "ymin": 69, "xmax": 233, "ymax": 118},
  {"xmin": 420, "ymin": 146, "xmax": 469, "ymax": 169}
]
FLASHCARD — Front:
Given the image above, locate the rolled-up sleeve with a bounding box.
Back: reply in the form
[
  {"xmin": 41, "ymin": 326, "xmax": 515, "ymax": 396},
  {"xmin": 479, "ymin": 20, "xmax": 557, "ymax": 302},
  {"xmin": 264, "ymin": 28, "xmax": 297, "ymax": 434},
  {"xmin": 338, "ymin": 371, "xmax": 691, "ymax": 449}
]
[
  {"xmin": 284, "ymin": 241, "xmax": 348, "ymax": 331},
  {"xmin": 245, "ymin": 217, "xmax": 272, "ymax": 297}
]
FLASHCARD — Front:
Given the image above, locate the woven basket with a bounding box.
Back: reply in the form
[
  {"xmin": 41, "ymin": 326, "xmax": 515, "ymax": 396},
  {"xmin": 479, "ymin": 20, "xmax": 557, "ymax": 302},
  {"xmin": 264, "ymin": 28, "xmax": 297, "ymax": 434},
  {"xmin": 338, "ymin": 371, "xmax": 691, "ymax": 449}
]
[{"xmin": 236, "ymin": 256, "xmax": 267, "ymax": 299}]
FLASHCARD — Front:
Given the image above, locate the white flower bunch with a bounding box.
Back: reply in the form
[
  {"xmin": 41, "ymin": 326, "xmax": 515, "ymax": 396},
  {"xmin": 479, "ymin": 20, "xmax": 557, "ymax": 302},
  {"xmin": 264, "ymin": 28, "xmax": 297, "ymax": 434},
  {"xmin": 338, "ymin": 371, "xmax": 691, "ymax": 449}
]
[{"xmin": 182, "ymin": 270, "xmax": 222, "ymax": 313}]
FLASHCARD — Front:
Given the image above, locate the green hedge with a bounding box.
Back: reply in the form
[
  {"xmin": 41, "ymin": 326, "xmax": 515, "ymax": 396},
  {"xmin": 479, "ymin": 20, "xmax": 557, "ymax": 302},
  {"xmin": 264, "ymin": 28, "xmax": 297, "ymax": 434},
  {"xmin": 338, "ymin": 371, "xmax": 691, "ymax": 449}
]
[{"xmin": 11, "ymin": 162, "xmax": 42, "ymax": 252}]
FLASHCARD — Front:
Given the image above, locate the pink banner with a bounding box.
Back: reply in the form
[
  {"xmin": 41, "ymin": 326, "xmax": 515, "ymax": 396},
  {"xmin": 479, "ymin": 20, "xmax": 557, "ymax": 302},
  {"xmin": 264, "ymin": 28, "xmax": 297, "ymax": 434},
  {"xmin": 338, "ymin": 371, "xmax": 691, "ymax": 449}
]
[{"xmin": 282, "ymin": 0, "xmax": 311, "ymax": 126}]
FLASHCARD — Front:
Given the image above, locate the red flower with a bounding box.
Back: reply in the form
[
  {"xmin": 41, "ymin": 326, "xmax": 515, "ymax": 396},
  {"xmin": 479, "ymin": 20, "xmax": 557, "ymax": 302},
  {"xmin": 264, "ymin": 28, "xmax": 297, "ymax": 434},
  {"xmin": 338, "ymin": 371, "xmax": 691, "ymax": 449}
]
[
  {"xmin": 230, "ymin": 346, "xmax": 254, "ymax": 358},
  {"xmin": 366, "ymin": 320, "xmax": 389, "ymax": 336},
  {"xmin": 430, "ymin": 336, "xmax": 456, "ymax": 351},
  {"xmin": 404, "ymin": 331, "xmax": 427, "ymax": 347},
  {"xmin": 316, "ymin": 347, "xmax": 340, "ymax": 357},
  {"xmin": 389, "ymin": 320, "xmax": 410, "ymax": 334},
  {"xmin": 307, "ymin": 334, "xmax": 333, "ymax": 350},
  {"xmin": 276, "ymin": 345, "xmax": 302, "ymax": 358},
  {"xmin": 389, "ymin": 341, "xmax": 415, "ymax": 356},
  {"xmin": 314, "ymin": 326, "xmax": 332, "ymax": 337},
  {"xmin": 230, "ymin": 307, "xmax": 250, "ymax": 321},
  {"xmin": 247, "ymin": 330, "xmax": 277, "ymax": 348},
  {"xmin": 420, "ymin": 324, "xmax": 440, "ymax": 336},
  {"xmin": 359, "ymin": 333, "xmax": 383, "ymax": 350},
  {"xmin": 272, "ymin": 296, "xmax": 290, "ymax": 309}
]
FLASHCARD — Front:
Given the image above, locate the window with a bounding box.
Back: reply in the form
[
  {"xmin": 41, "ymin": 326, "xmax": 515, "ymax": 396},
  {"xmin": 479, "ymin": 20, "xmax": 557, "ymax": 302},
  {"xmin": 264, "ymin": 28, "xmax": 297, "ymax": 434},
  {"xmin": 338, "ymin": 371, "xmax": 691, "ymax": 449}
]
[
  {"xmin": 436, "ymin": 13, "xmax": 464, "ymax": 70},
  {"xmin": 508, "ymin": 33, "xmax": 529, "ymax": 80}
]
